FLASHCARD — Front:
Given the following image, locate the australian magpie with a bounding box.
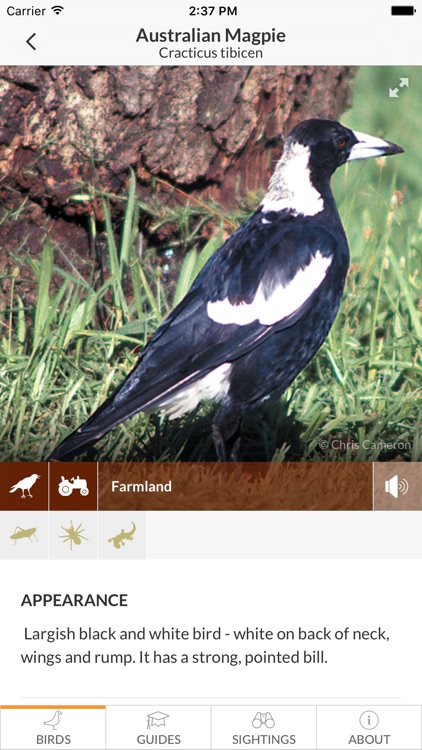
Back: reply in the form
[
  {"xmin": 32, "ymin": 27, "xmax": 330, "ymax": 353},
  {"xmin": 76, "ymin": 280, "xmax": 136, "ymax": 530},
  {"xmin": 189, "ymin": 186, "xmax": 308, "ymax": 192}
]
[{"xmin": 47, "ymin": 119, "xmax": 403, "ymax": 462}]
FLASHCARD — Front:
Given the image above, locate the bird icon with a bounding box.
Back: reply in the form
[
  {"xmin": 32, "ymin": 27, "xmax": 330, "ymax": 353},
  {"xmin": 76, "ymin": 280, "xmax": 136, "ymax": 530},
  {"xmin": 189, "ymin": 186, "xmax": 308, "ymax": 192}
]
[
  {"xmin": 47, "ymin": 119, "xmax": 403, "ymax": 462},
  {"xmin": 43, "ymin": 710, "xmax": 62, "ymax": 730},
  {"xmin": 9, "ymin": 473, "xmax": 41, "ymax": 498}
]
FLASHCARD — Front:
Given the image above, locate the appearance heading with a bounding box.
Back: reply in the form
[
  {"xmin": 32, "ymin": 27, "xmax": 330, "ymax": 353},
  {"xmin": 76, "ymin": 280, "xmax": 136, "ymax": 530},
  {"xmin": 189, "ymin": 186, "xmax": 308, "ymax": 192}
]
[{"xmin": 21, "ymin": 593, "xmax": 129, "ymax": 607}]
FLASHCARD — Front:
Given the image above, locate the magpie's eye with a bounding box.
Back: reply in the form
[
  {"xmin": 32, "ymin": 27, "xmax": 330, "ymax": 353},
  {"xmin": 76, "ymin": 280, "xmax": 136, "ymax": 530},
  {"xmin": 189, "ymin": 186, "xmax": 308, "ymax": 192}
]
[{"xmin": 337, "ymin": 139, "xmax": 346, "ymax": 149}]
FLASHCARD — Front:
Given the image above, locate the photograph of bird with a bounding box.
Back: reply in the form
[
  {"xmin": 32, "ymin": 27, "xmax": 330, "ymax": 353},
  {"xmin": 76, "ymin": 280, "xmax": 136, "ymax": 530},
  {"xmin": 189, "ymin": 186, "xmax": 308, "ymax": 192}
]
[
  {"xmin": 43, "ymin": 710, "xmax": 62, "ymax": 730},
  {"xmin": 47, "ymin": 119, "xmax": 403, "ymax": 463},
  {"xmin": 9, "ymin": 473, "xmax": 41, "ymax": 498}
]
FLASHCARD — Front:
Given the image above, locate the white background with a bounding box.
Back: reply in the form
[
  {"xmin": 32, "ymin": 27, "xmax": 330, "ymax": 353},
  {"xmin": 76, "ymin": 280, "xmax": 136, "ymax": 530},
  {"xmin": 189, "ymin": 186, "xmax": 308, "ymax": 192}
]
[{"xmin": 1, "ymin": 558, "xmax": 419, "ymax": 705}]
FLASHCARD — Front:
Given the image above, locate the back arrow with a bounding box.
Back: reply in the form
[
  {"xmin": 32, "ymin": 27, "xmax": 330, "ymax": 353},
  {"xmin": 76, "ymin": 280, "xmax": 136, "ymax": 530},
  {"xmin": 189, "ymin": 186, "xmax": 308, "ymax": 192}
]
[{"xmin": 26, "ymin": 33, "xmax": 36, "ymax": 50}]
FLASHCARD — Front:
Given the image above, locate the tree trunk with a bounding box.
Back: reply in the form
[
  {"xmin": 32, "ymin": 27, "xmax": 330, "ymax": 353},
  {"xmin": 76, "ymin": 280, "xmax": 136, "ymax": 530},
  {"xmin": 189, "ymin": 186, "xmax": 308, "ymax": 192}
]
[{"xmin": 0, "ymin": 65, "xmax": 356, "ymax": 257}]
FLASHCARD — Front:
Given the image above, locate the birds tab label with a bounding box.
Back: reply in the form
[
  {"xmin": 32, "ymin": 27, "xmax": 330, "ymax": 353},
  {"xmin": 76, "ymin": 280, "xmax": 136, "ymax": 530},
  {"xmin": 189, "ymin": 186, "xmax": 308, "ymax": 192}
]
[{"xmin": 2, "ymin": 463, "xmax": 48, "ymax": 511}]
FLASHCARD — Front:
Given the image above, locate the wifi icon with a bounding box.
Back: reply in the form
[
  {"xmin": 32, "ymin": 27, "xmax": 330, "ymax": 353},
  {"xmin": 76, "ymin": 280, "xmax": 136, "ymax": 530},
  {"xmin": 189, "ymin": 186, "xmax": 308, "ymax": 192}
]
[{"xmin": 51, "ymin": 5, "xmax": 64, "ymax": 14}]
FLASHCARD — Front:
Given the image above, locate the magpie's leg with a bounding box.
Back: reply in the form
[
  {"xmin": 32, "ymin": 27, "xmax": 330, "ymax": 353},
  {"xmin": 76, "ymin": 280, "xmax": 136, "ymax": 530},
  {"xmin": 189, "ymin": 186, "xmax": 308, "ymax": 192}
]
[{"xmin": 212, "ymin": 405, "xmax": 243, "ymax": 462}]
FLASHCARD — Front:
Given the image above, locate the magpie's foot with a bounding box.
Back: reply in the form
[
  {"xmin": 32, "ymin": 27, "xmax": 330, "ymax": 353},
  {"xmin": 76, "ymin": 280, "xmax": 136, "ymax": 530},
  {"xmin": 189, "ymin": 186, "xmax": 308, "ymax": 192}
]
[{"xmin": 212, "ymin": 405, "xmax": 243, "ymax": 462}]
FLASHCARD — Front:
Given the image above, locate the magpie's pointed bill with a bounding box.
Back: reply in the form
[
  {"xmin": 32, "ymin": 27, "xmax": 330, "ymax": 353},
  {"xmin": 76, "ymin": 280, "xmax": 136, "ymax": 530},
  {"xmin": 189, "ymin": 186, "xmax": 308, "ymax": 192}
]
[{"xmin": 348, "ymin": 130, "xmax": 404, "ymax": 161}]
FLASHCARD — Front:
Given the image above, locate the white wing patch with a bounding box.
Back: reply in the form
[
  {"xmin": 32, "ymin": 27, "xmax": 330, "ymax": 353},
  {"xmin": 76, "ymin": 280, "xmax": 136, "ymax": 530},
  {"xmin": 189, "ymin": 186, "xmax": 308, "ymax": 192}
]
[{"xmin": 207, "ymin": 251, "xmax": 332, "ymax": 327}]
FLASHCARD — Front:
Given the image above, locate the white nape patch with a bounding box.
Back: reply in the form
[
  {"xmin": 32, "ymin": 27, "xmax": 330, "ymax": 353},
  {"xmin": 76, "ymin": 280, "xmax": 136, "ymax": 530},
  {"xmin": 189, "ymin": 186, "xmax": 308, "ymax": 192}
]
[
  {"xmin": 261, "ymin": 140, "xmax": 323, "ymax": 217},
  {"xmin": 348, "ymin": 130, "xmax": 390, "ymax": 161},
  {"xmin": 159, "ymin": 363, "xmax": 231, "ymax": 419},
  {"xmin": 207, "ymin": 251, "xmax": 332, "ymax": 327}
]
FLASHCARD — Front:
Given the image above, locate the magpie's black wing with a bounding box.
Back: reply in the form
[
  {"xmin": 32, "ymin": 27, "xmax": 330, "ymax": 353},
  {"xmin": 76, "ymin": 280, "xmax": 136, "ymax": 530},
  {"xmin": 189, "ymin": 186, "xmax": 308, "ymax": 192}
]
[{"xmin": 47, "ymin": 211, "xmax": 341, "ymax": 460}]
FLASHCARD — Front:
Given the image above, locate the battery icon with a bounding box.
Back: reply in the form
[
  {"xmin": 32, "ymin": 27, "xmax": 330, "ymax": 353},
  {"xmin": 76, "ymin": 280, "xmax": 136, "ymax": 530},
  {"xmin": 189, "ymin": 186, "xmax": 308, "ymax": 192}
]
[{"xmin": 391, "ymin": 5, "xmax": 416, "ymax": 13}]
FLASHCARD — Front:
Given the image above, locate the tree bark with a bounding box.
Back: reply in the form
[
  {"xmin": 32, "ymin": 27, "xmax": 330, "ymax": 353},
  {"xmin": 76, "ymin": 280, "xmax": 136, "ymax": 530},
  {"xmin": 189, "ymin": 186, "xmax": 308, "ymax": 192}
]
[{"xmin": 0, "ymin": 65, "xmax": 356, "ymax": 256}]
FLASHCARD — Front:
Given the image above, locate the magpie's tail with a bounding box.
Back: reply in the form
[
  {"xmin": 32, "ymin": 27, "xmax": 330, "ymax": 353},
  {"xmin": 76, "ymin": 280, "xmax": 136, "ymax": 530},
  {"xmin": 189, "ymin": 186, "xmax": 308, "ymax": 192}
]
[
  {"xmin": 46, "ymin": 422, "xmax": 109, "ymax": 462},
  {"xmin": 45, "ymin": 362, "xmax": 201, "ymax": 461},
  {"xmin": 46, "ymin": 369, "xmax": 154, "ymax": 462}
]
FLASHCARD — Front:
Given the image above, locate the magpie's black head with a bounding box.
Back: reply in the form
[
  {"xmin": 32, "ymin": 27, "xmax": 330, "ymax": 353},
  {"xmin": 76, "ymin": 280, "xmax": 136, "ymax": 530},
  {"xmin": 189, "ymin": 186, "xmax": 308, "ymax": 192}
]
[
  {"xmin": 287, "ymin": 118, "xmax": 404, "ymax": 178},
  {"xmin": 262, "ymin": 118, "xmax": 404, "ymax": 217}
]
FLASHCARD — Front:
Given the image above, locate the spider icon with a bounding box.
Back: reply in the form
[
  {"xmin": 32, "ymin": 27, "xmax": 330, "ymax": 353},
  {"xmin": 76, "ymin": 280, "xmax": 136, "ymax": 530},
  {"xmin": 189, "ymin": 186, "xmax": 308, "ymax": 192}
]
[{"xmin": 59, "ymin": 521, "xmax": 88, "ymax": 551}]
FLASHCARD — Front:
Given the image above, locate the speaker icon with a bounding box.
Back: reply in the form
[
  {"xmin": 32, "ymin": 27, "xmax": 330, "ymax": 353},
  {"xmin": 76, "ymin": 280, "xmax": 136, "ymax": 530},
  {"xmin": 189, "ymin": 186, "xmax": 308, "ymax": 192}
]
[{"xmin": 385, "ymin": 474, "xmax": 409, "ymax": 498}]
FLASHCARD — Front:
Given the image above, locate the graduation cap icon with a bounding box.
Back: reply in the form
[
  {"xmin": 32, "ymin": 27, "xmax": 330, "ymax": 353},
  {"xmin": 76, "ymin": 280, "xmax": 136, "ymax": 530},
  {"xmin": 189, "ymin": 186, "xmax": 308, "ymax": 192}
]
[{"xmin": 147, "ymin": 711, "xmax": 170, "ymax": 729}]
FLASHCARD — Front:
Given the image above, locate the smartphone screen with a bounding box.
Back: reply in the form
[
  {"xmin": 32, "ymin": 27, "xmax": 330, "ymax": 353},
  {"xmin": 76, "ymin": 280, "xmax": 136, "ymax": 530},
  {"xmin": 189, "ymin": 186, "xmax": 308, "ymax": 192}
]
[{"xmin": 0, "ymin": 2, "xmax": 421, "ymax": 749}]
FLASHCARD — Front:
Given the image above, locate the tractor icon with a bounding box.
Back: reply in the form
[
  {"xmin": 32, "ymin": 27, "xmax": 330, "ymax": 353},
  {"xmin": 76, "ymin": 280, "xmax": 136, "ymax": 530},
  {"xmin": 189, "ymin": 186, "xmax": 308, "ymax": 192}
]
[{"xmin": 58, "ymin": 476, "xmax": 89, "ymax": 497}]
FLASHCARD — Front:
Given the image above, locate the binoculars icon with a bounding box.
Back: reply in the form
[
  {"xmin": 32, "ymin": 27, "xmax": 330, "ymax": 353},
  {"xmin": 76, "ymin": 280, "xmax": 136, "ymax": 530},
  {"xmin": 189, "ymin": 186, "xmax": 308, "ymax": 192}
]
[{"xmin": 252, "ymin": 712, "xmax": 275, "ymax": 729}]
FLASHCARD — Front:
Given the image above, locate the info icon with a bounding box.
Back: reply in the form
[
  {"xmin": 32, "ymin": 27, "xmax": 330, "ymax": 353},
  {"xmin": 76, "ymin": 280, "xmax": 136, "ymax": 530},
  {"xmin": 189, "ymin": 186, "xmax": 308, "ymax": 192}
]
[{"xmin": 360, "ymin": 711, "xmax": 379, "ymax": 730}]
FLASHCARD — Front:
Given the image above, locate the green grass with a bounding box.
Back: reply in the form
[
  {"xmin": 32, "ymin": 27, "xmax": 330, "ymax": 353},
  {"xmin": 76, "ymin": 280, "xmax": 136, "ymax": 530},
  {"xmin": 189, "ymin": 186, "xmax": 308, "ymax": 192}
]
[{"xmin": 0, "ymin": 66, "xmax": 421, "ymax": 462}]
